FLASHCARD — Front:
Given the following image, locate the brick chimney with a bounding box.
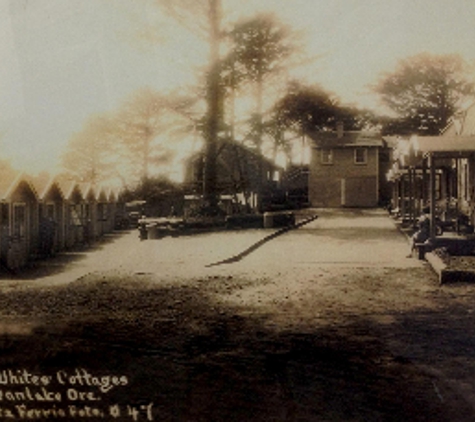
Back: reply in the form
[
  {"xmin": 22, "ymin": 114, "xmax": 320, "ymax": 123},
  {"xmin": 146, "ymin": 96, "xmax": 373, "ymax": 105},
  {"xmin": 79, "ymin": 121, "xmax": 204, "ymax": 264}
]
[{"xmin": 336, "ymin": 121, "xmax": 344, "ymax": 138}]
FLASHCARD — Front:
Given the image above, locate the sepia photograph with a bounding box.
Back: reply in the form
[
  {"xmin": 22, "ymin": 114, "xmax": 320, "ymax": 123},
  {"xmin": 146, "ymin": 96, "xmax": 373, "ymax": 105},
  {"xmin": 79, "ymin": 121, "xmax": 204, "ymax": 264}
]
[{"xmin": 0, "ymin": 0, "xmax": 475, "ymax": 420}]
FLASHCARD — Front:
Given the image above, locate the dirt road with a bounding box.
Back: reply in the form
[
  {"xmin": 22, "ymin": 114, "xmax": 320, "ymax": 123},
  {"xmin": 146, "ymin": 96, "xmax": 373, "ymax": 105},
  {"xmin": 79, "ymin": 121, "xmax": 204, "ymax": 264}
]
[{"xmin": 0, "ymin": 208, "xmax": 475, "ymax": 421}]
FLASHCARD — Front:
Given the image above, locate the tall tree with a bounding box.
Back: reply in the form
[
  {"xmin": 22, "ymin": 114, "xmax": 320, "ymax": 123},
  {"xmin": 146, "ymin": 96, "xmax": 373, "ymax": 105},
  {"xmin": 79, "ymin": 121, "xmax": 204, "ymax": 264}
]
[
  {"xmin": 226, "ymin": 13, "xmax": 295, "ymax": 210},
  {"xmin": 155, "ymin": 0, "xmax": 223, "ymax": 211},
  {"xmin": 373, "ymin": 53, "xmax": 475, "ymax": 135},
  {"xmin": 227, "ymin": 13, "xmax": 294, "ymax": 145}
]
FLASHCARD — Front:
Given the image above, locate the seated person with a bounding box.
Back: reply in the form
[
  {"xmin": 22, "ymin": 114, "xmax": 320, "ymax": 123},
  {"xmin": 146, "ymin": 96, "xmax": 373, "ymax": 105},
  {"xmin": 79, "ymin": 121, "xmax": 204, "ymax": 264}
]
[{"xmin": 408, "ymin": 207, "xmax": 431, "ymax": 257}]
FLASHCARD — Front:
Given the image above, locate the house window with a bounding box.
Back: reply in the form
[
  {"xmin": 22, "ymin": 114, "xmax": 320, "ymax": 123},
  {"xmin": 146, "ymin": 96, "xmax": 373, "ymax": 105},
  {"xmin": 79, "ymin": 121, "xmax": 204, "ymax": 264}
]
[
  {"xmin": 321, "ymin": 149, "xmax": 333, "ymax": 164},
  {"xmin": 354, "ymin": 148, "xmax": 367, "ymax": 164}
]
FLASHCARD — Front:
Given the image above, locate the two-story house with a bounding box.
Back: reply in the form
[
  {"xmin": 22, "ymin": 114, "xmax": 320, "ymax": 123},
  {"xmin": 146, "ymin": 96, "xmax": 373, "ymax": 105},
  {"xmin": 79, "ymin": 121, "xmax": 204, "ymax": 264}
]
[{"xmin": 308, "ymin": 124, "xmax": 389, "ymax": 208}]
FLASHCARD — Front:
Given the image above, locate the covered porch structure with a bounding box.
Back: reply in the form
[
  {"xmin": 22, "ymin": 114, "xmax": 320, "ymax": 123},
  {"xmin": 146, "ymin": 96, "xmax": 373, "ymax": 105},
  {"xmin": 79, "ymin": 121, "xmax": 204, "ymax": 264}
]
[{"xmin": 413, "ymin": 135, "xmax": 475, "ymax": 239}]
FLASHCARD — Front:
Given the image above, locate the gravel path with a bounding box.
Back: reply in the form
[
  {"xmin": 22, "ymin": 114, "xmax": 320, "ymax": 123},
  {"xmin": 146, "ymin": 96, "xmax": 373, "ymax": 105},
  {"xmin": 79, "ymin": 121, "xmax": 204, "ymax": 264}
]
[{"xmin": 0, "ymin": 208, "xmax": 474, "ymax": 421}]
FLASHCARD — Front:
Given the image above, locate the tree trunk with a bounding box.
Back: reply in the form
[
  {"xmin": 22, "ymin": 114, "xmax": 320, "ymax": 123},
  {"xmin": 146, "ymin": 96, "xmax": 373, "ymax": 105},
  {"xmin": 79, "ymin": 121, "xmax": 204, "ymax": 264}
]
[
  {"xmin": 255, "ymin": 71, "xmax": 264, "ymax": 212},
  {"xmin": 202, "ymin": 0, "xmax": 222, "ymax": 211}
]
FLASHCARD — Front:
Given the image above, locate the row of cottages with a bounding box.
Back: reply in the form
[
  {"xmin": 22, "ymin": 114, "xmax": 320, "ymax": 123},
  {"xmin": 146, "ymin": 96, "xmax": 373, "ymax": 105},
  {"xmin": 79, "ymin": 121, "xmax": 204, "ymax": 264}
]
[
  {"xmin": 307, "ymin": 123, "xmax": 392, "ymax": 208},
  {"xmin": 183, "ymin": 140, "xmax": 283, "ymax": 214},
  {"xmin": 386, "ymin": 102, "xmax": 475, "ymax": 238},
  {"xmin": 0, "ymin": 172, "xmax": 123, "ymax": 270}
]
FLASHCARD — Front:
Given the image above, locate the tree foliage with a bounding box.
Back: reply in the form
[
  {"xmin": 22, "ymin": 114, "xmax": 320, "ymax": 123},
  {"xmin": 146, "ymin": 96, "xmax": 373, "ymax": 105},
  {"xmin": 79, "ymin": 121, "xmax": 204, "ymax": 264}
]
[
  {"xmin": 272, "ymin": 81, "xmax": 376, "ymax": 136},
  {"xmin": 114, "ymin": 88, "xmax": 176, "ymax": 183},
  {"xmin": 273, "ymin": 81, "xmax": 339, "ymax": 134},
  {"xmin": 62, "ymin": 88, "xmax": 189, "ymax": 187},
  {"xmin": 374, "ymin": 53, "xmax": 475, "ymax": 135},
  {"xmin": 61, "ymin": 114, "xmax": 118, "ymax": 184},
  {"xmin": 225, "ymin": 13, "xmax": 294, "ymax": 90},
  {"xmin": 224, "ymin": 14, "xmax": 296, "ymax": 141},
  {"xmin": 122, "ymin": 175, "xmax": 182, "ymax": 202}
]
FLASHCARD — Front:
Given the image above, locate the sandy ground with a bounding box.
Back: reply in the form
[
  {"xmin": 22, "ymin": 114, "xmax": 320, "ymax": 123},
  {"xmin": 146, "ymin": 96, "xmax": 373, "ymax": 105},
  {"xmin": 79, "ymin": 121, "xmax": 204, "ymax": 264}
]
[{"xmin": 0, "ymin": 208, "xmax": 475, "ymax": 420}]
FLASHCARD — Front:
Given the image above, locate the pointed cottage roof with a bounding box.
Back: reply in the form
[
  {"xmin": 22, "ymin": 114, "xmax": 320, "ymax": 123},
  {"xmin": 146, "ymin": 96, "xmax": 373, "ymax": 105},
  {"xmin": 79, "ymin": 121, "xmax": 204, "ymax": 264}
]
[
  {"xmin": 77, "ymin": 182, "xmax": 96, "ymax": 201},
  {"xmin": 55, "ymin": 178, "xmax": 82, "ymax": 201},
  {"xmin": 105, "ymin": 187, "xmax": 119, "ymax": 202},
  {"xmin": 27, "ymin": 175, "xmax": 65, "ymax": 201},
  {"xmin": 95, "ymin": 185, "xmax": 108, "ymax": 202},
  {"xmin": 0, "ymin": 169, "xmax": 20, "ymax": 200},
  {"xmin": 0, "ymin": 172, "xmax": 38, "ymax": 201}
]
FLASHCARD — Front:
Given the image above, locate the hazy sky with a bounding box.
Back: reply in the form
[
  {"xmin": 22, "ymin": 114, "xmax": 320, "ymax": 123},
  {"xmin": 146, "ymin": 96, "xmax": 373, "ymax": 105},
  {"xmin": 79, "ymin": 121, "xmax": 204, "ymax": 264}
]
[{"xmin": 1, "ymin": 0, "xmax": 474, "ymax": 175}]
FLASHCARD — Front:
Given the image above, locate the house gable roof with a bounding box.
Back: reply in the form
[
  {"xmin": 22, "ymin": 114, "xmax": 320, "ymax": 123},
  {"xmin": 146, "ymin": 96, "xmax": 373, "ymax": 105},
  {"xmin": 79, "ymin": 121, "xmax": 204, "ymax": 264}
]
[{"xmin": 309, "ymin": 130, "xmax": 384, "ymax": 148}]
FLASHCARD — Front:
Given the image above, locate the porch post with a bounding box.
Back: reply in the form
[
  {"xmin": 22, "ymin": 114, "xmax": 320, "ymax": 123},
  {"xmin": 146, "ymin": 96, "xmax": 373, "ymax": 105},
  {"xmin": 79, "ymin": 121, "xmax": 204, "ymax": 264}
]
[
  {"xmin": 401, "ymin": 172, "xmax": 406, "ymax": 220},
  {"xmin": 422, "ymin": 157, "xmax": 427, "ymax": 205},
  {"xmin": 429, "ymin": 153, "xmax": 436, "ymax": 239},
  {"xmin": 394, "ymin": 176, "xmax": 399, "ymax": 212},
  {"xmin": 455, "ymin": 159, "xmax": 459, "ymax": 213},
  {"xmin": 409, "ymin": 167, "xmax": 415, "ymax": 225}
]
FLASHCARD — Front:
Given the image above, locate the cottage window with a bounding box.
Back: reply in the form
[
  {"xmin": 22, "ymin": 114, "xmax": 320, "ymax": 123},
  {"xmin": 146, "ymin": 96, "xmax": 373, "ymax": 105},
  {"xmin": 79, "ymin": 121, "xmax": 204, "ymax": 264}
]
[
  {"xmin": 354, "ymin": 148, "xmax": 367, "ymax": 164},
  {"xmin": 70, "ymin": 205, "xmax": 81, "ymax": 226},
  {"xmin": 321, "ymin": 149, "xmax": 333, "ymax": 164}
]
